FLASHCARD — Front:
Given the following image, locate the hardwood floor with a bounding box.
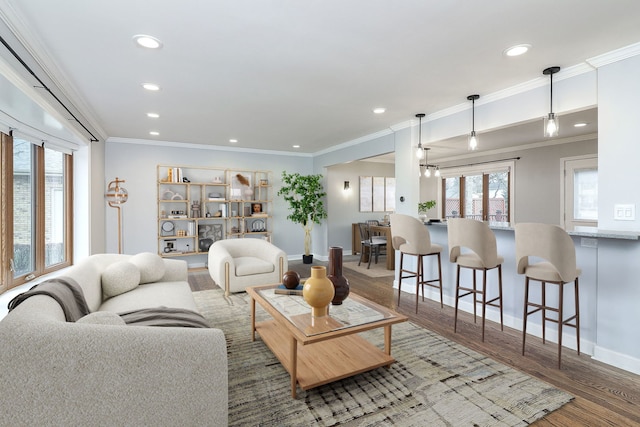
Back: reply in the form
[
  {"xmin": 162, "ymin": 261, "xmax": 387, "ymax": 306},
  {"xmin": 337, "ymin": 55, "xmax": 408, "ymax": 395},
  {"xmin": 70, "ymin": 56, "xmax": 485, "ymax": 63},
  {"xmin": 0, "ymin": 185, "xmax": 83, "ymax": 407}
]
[
  {"xmin": 191, "ymin": 260, "xmax": 640, "ymax": 425},
  {"xmin": 340, "ymin": 265, "xmax": 640, "ymax": 427}
]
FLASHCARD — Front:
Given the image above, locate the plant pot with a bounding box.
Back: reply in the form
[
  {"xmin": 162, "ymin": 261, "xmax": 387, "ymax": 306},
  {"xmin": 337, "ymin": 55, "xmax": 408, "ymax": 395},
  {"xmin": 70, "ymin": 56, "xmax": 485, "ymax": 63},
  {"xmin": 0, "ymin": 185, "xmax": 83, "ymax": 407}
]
[{"xmin": 302, "ymin": 254, "xmax": 313, "ymax": 264}]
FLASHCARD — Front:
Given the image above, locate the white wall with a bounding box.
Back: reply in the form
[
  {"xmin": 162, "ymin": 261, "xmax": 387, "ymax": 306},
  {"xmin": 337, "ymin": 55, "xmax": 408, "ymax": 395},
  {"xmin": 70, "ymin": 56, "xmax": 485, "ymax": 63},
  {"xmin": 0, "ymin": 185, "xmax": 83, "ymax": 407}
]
[
  {"xmin": 597, "ymin": 54, "xmax": 640, "ymax": 231},
  {"xmin": 327, "ymin": 161, "xmax": 394, "ymax": 253}
]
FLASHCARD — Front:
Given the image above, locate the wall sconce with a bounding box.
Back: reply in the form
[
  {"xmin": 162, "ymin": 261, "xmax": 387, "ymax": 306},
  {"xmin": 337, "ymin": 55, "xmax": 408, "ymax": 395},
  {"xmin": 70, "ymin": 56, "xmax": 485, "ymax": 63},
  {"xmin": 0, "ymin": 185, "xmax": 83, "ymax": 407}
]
[
  {"xmin": 419, "ymin": 147, "xmax": 440, "ymax": 178},
  {"xmin": 415, "ymin": 113, "xmax": 426, "ymax": 159},
  {"xmin": 543, "ymin": 66, "xmax": 560, "ymax": 137},
  {"xmin": 105, "ymin": 177, "xmax": 128, "ymax": 254},
  {"xmin": 343, "ymin": 180, "xmax": 350, "ymax": 190},
  {"xmin": 467, "ymin": 94, "xmax": 480, "ymax": 150}
]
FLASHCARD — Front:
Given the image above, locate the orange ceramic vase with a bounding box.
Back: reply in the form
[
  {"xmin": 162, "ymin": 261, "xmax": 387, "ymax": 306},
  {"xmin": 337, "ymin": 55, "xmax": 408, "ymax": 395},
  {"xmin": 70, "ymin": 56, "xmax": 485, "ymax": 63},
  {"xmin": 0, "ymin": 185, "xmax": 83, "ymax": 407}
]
[{"xmin": 302, "ymin": 266, "xmax": 335, "ymax": 317}]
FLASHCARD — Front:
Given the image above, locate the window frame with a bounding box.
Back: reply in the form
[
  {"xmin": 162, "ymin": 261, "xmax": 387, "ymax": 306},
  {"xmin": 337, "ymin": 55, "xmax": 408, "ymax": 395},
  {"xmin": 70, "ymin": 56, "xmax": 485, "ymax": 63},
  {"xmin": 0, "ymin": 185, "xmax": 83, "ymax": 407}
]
[
  {"xmin": 438, "ymin": 160, "xmax": 515, "ymax": 223},
  {"xmin": 1, "ymin": 132, "xmax": 73, "ymax": 293}
]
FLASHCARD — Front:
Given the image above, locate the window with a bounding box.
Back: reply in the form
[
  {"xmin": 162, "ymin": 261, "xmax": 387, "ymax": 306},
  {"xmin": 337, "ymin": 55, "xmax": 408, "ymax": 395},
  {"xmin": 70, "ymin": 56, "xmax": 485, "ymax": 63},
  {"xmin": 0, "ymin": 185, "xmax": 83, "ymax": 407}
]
[
  {"xmin": 440, "ymin": 160, "xmax": 513, "ymax": 222},
  {"xmin": 1, "ymin": 133, "xmax": 73, "ymax": 293},
  {"xmin": 359, "ymin": 176, "xmax": 395, "ymax": 212}
]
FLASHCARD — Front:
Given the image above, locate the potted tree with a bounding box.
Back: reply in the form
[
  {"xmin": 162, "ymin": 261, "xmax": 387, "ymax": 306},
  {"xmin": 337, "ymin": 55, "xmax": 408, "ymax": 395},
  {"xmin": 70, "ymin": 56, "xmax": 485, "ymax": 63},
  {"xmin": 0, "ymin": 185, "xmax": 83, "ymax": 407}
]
[
  {"xmin": 278, "ymin": 171, "xmax": 328, "ymax": 264},
  {"xmin": 418, "ymin": 200, "xmax": 436, "ymax": 222}
]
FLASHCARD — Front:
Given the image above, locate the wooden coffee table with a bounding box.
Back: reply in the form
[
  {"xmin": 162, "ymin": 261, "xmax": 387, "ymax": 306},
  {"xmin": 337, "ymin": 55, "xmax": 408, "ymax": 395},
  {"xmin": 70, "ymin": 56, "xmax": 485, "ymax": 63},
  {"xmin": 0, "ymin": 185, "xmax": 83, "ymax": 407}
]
[{"xmin": 247, "ymin": 284, "xmax": 408, "ymax": 398}]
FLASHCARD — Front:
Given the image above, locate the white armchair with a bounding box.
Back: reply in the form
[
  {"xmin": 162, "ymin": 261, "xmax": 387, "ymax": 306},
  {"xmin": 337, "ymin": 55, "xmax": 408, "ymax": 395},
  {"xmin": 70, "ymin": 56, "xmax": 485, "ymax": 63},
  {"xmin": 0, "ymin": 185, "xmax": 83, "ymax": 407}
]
[{"xmin": 208, "ymin": 239, "xmax": 288, "ymax": 295}]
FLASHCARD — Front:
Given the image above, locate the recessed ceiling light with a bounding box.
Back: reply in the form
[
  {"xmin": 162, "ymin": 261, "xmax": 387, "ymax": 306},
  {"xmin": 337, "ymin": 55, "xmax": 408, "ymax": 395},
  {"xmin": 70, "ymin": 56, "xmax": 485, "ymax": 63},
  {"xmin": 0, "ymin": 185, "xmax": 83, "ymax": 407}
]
[
  {"xmin": 373, "ymin": 107, "xmax": 386, "ymax": 114},
  {"xmin": 229, "ymin": 139, "xmax": 238, "ymax": 143},
  {"xmin": 504, "ymin": 44, "xmax": 531, "ymax": 57},
  {"xmin": 149, "ymin": 131, "xmax": 159, "ymax": 136},
  {"xmin": 574, "ymin": 122, "xmax": 588, "ymax": 127},
  {"xmin": 292, "ymin": 145, "xmax": 300, "ymax": 148},
  {"xmin": 142, "ymin": 83, "xmax": 160, "ymax": 91},
  {"xmin": 133, "ymin": 34, "xmax": 163, "ymax": 49},
  {"xmin": 147, "ymin": 112, "xmax": 160, "ymax": 118}
]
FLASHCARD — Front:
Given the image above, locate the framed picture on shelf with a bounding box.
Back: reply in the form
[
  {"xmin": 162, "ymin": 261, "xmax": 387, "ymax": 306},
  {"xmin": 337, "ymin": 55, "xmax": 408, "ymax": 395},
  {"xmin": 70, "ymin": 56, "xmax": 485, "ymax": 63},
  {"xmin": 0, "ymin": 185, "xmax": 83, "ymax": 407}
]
[
  {"xmin": 198, "ymin": 224, "xmax": 223, "ymax": 252},
  {"xmin": 252, "ymin": 203, "xmax": 262, "ymax": 214}
]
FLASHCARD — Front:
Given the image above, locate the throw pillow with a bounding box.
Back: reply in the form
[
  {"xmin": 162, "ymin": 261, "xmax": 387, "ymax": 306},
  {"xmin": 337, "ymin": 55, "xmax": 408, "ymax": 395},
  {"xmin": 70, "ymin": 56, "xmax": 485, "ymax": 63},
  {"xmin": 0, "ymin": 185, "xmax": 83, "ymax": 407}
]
[
  {"xmin": 102, "ymin": 261, "xmax": 140, "ymax": 298},
  {"xmin": 77, "ymin": 311, "xmax": 126, "ymax": 326},
  {"xmin": 130, "ymin": 252, "xmax": 166, "ymax": 284}
]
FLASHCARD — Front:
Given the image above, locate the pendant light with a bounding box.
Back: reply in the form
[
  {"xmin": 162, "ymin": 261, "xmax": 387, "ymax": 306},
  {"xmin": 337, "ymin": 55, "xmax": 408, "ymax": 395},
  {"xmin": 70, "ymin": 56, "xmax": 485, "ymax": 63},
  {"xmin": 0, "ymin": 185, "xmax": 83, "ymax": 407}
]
[
  {"xmin": 419, "ymin": 147, "xmax": 440, "ymax": 178},
  {"xmin": 543, "ymin": 66, "xmax": 560, "ymax": 137},
  {"xmin": 467, "ymin": 94, "xmax": 480, "ymax": 150},
  {"xmin": 415, "ymin": 113, "xmax": 426, "ymax": 159}
]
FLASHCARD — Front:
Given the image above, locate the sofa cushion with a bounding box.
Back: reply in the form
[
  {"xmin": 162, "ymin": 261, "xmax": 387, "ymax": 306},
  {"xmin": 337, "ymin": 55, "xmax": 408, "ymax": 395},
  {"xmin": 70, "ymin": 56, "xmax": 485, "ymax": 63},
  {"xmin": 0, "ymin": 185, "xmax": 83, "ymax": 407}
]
[
  {"xmin": 131, "ymin": 252, "xmax": 165, "ymax": 284},
  {"xmin": 77, "ymin": 311, "xmax": 126, "ymax": 326},
  {"xmin": 234, "ymin": 257, "xmax": 274, "ymax": 276},
  {"xmin": 99, "ymin": 281, "xmax": 198, "ymax": 313},
  {"xmin": 102, "ymin": 261, "xmax": 140, "ymax": 298}
]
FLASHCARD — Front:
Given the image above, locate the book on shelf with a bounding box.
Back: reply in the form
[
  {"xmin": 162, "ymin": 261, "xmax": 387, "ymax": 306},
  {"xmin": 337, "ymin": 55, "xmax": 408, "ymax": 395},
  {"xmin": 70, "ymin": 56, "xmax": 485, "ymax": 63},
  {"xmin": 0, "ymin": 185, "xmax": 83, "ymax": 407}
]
[{"xmin": 168, "ymin": 214, "xmax": 187, "ymax": 219}]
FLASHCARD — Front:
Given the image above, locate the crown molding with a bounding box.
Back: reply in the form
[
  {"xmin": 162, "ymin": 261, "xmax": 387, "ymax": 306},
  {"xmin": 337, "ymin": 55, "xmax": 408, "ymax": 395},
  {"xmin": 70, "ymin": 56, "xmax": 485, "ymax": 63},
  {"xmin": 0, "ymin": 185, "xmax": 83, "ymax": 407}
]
[{"xmin": 586, "ymin": 41, "xmax": 640, "ymax": 68}]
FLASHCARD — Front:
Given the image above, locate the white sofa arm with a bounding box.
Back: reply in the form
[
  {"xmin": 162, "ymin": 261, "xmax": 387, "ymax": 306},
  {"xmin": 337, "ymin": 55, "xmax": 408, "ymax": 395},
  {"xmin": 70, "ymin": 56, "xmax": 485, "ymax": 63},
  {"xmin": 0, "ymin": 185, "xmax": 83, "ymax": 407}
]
[
  {"xmin": 0, "ymin": 300, "xmax": 228, "ymax": 426},
  {"xmin": 161, "ymin": 258, "xmax": 188, "ymax": 282}
]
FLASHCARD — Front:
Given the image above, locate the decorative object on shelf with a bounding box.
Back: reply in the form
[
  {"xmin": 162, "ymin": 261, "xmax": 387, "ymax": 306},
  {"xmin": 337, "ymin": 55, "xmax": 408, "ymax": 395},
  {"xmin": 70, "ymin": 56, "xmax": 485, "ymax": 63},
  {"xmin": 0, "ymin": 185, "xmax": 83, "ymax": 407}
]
[
  {"xmin": 176, "ymin": 229, "xmax": 186, "ymax": 237},
  {"xmin": 282, "ymin": 270, "xmax": 301, "ymax": 289},
  {"xmin": 252, "ymin": 203, "xmax": 262, "ymax": 213},
  {"xmin": 161, "ymin": 221, "xmax": 175, "ymax": 236},
  {"xmin": 236, "ymin": 173, "xmax": 250, "ymax": 186},
  {"xmin": 467, "ymin": 94, "xmax": 480, "ymax": 150},
  {"xmin": 105, "ymin": 177, "xmax": 128, "ymax": 254},
  {"xmin": 191, "ymin": 200, "xmax": 201, "ymax": 218},
  {"xmin": 212, "ymin": 176, "xmax": 222, "ymax": 183},
  {"xmin": 302, "ymin": 266, "xmax": 335, "ymax": 317},
  {"xmin": 199, "ymin": 238, "xmax": 213, "ymax": 252},
  {"xmin": 543, "ymin": 66, "xmax": 561, "ymax": 137},
  {"xmin": 260, "ymin": 179, "xmax": 269, "ymax": 185},
  {"xmin": 278, "ymin": 171, "xmax": 327, "ymax": 264},
  {"xmin": 418, "ymin": 200, "xmax": 436, "ymax": 222},
  {"xmin": 182, "ymin": 177, "xmax": 190, "ymax": 183},
  {"xmin": 327, "ymin": 246, "xmax": 350, "ymax": 305},
  {"xmin": 251, "ymin": 219, "xmax": 266, "ymax": 232}
]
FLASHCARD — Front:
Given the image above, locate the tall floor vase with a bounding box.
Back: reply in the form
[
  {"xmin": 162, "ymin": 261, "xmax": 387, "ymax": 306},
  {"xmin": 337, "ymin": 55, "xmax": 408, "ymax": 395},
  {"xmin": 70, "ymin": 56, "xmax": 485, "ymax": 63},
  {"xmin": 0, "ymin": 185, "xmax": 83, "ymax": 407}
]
[{"xmin": 328, "ymin": 246, "xmax": 350, "ymax": 305}]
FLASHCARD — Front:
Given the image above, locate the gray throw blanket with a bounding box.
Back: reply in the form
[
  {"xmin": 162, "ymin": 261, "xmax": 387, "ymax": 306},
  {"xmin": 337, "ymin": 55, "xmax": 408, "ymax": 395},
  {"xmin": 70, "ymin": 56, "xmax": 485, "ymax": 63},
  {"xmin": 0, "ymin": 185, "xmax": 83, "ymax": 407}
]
[
  {"xmin": 118, "ymin": 307, "xmax": 210, "ymax": 328},
  {"xmin": 7, "ymin": 277, "xmax": 90, "ymax": 322}
]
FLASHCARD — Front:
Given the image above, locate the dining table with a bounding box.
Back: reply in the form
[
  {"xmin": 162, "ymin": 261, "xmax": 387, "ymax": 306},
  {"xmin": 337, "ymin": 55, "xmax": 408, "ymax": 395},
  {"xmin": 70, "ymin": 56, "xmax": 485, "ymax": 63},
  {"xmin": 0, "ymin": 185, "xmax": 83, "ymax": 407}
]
[{"xmin": 351, "ymin": 223, "xmax": 395, "ymax": 270}]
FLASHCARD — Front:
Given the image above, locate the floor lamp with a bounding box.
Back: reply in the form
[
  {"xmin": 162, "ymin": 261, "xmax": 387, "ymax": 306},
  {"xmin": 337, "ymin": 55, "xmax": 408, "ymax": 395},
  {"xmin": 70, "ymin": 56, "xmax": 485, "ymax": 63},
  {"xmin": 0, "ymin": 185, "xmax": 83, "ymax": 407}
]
[{"xmin": 105, "ymin": 177, "xmax": 128, "ymax": 254}]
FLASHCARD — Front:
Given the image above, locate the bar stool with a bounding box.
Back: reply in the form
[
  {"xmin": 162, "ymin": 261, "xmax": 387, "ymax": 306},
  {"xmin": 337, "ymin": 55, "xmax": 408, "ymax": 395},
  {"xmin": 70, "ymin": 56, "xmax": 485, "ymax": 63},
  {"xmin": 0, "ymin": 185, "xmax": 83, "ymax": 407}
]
[
  {"xmin": 389, "ymin": 213, "xmax": 443, "ymax": 313},
  {"xmin": 515, "ymin": 222, "xmax": 581, "ymax": 369},
  {"xmin": 448, "ymin": 218, "xmax": 504, "ymax": 342}
]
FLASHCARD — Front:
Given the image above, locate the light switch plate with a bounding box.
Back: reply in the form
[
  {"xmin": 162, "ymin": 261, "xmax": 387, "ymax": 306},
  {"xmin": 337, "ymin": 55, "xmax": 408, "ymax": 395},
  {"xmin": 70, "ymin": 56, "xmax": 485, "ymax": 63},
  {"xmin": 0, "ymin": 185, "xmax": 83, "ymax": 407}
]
[{"xmin": 614, "ymin": 204, "xmax": 635, "ymax": 221}]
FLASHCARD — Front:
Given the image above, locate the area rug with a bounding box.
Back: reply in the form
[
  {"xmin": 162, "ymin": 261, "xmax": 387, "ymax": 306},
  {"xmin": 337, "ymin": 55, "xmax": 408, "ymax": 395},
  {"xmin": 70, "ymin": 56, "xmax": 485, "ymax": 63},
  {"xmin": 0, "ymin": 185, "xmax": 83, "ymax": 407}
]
[
  {"xmin": 343, "ymin": 260, "xmax": 396, "ymax": 278},
  {"xmin": 193, "ymin": 288, "xmax": 573, "ymax": 426}
]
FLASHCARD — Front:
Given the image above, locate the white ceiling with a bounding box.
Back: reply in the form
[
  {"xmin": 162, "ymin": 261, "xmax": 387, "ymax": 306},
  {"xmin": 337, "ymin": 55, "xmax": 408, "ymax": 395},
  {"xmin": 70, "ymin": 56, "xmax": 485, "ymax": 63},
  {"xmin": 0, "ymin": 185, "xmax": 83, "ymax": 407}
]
[{"xmin": 1, "ymin": 1, "xmax": 639, "ymax": 156}]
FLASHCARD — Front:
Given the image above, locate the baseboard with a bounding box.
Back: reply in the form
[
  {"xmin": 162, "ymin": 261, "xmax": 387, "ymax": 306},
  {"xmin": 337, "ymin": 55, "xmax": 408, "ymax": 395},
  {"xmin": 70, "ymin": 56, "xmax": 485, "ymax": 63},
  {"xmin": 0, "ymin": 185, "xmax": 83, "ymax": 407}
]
[{"xmin": 593, "ymin": 346, "xmax": 640, "ymax": 375}]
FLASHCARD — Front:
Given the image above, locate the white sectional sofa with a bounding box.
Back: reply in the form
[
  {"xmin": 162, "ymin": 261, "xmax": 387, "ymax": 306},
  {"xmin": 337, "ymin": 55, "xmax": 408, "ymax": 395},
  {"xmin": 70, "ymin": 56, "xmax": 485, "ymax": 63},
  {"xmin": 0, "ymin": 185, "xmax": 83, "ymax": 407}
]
[{"xmin": 0, "ymin": 253, "xmax": 228, "ymax": 426}]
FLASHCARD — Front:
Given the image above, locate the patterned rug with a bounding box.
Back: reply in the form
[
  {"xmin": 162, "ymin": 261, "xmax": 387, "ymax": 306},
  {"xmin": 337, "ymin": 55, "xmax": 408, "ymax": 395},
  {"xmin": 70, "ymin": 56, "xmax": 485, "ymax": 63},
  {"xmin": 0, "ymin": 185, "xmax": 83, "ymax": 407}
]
[
  {"xmin": 192, "ymin": 287, "xmax": 573, "ymax": 426},
  {"xmin": 343, "ymin": 260, "xmax": 396, "ymax": 278}
]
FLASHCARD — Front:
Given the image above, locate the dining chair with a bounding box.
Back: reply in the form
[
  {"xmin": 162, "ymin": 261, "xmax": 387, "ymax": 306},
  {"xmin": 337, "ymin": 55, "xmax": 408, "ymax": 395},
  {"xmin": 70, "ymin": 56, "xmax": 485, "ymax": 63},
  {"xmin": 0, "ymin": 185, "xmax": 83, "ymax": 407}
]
[
  {"xmin": 448, "ymin": 218, "xmax": 504, "ymax": 341},
  {"xmin": 389, "ymin": 213, "xmax": 443, "ymax": 313},
  {"xmin": 515, "ymin": 222, "xmax": 581, "ymax": 369},
  {"xmin": 357, "ymin": 222, "xmax": 386, "ymax": 269}
]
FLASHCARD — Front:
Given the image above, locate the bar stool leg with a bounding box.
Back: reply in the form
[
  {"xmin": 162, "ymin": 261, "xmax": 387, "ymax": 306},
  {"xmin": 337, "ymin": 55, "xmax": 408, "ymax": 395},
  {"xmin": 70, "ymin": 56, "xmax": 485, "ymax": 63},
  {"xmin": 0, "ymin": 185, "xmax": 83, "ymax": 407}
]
[
  {"xmin": 522, "ymin": 277, "xmax": 530, "ymax": 355},
  {"xmin": 454, "ymin": 265, "xmax": 461, "ymax": 333},
  {"xmin": 415, "ymin": 255, "xmax": 420, "ymax": 314},
  {"xmin": 558, "ymin": 281, "xmax": 564, "ymax": 369},
  {"xmin": 541, "ymin": 282, "xmax": 547, "ymax": 344},
  {"xmin": 575, "ymin": 278, "xmax": 581, "ymax": 355},
  {"xmin": 436, "ymin": 252, "xmax": 443, "ymax": 308},
  {"xmin": 481, "ymin": 269, "xmax": 487, "ymax": 342},
  {"xmin": 472, "ymin": 269, "xmax": 477, "ymax": 323},
  {"xmin": 397, "ymin": 252, "xmax": 404, "ymax": 307},
  {"xmin": 498, "ymin": 265, "xmax": 504, "ymax": 331}
]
